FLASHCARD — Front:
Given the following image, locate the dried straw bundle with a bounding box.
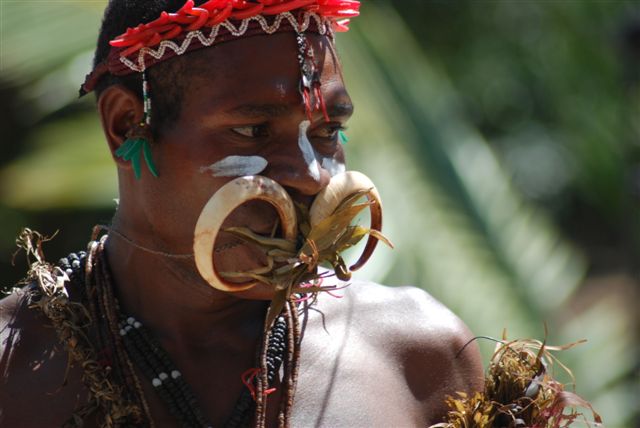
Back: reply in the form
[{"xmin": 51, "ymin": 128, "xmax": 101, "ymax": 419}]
[
  {"xmin": 432, "ymin": 334, "xmax": 602, "ymax": 428},
  {"xmin": 15, "ymin": 229, "xmax": 141, "ymax": 427}
]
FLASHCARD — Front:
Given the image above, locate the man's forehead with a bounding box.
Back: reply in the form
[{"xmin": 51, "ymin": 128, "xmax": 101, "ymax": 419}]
[
  {"xmin": 221, "ymin": 100, "xmax": 353, "ymax": 119},
  {"xmin": 181, "ymin": 33, "xmax": 348, "ymax": 115},
  {"xmin": 190, "ymin": 86, "xmax": 353, "ymax": 121},
  {"xmin": 188, "ymin": 32, "xmax": 339, "ymax": 78}
]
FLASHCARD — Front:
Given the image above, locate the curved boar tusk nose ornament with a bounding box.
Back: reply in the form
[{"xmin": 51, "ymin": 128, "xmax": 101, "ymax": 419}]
[
  {"xmin": 193, "ymin": 176, "xmax": 297, "ymax": 292},
  {"xmin": 309, "ymin": 171, "xmax": 383, "ymax": 272}
]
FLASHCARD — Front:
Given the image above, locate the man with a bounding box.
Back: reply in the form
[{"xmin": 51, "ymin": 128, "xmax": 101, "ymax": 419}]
[{"xmin": 0, "ymin": 1, "xmax": 483, "ymax": 426}]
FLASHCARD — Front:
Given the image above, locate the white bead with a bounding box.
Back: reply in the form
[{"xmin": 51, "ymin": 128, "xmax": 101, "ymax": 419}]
[
  {"xmin": 133, "ymin": 321, "xmax": 142, "ymax": 328},
  {"xmin": 171, "ymin": 370, "xmax": 181, "ymax": 379},
  {"xmin": 152, "ymin": 378, "xmax": 161, "ymax": 387},
  {"xmin": 159, "ymin": 372, "xmax": 168, "ymax": 381},
  {"xmin": 125, "ymin": 325, "xmax": 132, "ymax": 332},
  {"xmin": 119, "ymin": 329, "xmax": 126, "ymax": 336},
  {"xmin": 127, "ymin": 317, "xmax": 135, "ymax": 325}
]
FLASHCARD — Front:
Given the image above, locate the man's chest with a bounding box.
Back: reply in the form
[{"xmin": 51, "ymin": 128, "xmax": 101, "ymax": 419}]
[{"xmin": 288, "ymin": 314, "xmax": 423, "ymax": 427}]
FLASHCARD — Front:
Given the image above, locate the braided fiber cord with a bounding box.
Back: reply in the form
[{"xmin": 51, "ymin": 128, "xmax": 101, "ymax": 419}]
[
  {"xmin": 89, "ymin": 238, "xmax": 154, "ymax": 426},
  {"xmin": 254, "ymin": 298, "xmax": 301, "ymax": 428}
]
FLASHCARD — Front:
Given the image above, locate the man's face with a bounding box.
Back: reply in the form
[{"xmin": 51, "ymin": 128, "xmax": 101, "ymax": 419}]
[{"xmin": 133, "ymin": 32, "xmax": 353, "ymax": 296}]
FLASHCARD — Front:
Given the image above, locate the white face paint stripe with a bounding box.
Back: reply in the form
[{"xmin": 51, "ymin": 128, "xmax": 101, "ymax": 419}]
[
  {"xmin": 321, "ymin": 157, "xmax": 346, "ymax": 177},
  {"xmin": 298, "ymin": 120, "xmax": 321, "ymax": 181},
  {"xmin": 200, "ymin": 155, "xmax": 268, "ymax": 177}
]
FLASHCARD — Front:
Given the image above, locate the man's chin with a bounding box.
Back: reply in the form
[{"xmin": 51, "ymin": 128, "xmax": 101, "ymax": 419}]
[
  {"xmin": 221, "ymin": 200, "xmax": 281, "ymax": 235},
  {"xmin": 213, "ymin": 238, "xmax": 273, "ymax": 279},
  {"xmin": 220, "ymin": 281, "xmax": 278, "ymax": 301},
  {"xmin": 194, "ymin": 201, "xmax": 293, "ymax": 300}
]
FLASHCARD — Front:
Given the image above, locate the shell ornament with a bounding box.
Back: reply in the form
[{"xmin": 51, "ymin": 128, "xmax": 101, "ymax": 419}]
[{"xmin": 193, "ymin": 171, "xmax": 390, "ymax": 324}]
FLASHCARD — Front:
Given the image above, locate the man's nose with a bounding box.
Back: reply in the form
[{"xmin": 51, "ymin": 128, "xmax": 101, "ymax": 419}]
[{"xmin": 265, "ymin": 120, "xmax": 331, "ymax": 198}]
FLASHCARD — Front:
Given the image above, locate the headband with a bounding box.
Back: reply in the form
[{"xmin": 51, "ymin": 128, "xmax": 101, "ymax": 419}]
[{"xmin": 81, "ymin": 0, "xmax": 360, "ymax": 95}]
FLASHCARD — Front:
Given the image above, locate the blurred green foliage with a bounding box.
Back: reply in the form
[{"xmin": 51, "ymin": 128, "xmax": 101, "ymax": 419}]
[{"xmin": 0, "ymin": 1, "xmax": 637, "ymax": 426}]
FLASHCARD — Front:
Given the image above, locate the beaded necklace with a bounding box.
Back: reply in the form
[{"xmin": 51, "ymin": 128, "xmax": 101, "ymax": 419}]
[{"xmin": 53, "ymin": 235, "xmax": 300, "ymax": 427}]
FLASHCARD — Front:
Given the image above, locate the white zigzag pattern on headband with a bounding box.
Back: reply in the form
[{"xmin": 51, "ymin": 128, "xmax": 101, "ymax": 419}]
[{"xmin": 119, "ymin": 12, "xmax": 330, "ymax": 73}]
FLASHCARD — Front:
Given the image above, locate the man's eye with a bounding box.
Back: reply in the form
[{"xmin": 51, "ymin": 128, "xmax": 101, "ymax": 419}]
[
  {"xmin": 231, "ymin": 125, "xmax": 268, "ymax": 138},
  {"xmin": 314, "ymin": 125, "xmax": 346, "ymax": 140}
]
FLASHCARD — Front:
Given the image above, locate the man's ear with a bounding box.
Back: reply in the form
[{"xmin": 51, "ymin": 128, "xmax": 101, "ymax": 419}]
[{"xmin": 97, "ymin": 84, "xmax": 145, "ymax": 166}]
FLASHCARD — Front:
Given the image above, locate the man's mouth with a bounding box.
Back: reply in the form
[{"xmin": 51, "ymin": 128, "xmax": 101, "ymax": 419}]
[{"xmin": 220, "ymin": 200, "xmax": 283, "ymax": 237}]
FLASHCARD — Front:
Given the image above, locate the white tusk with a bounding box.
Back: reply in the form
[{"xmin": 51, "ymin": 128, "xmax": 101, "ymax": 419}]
[
  {"xmin": 309, "ymin": 171, "xmax": 383, "ymax": 272},
  {"xmin": 193, "ymin": 176, "xmax": 297, "ymax": 292}
]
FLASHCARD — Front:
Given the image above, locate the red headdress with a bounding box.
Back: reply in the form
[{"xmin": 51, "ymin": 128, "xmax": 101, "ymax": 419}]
[{"xmin": 81, "ymin": 0, "xmax": 360, "ymax": 95}]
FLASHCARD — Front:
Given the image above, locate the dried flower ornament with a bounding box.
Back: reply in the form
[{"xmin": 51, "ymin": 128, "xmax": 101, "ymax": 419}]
[{"xmin": 431, "ymin": 331, "xmax": 603, "ymax": 428}]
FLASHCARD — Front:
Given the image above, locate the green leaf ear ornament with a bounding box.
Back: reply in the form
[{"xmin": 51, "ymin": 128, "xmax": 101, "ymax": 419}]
[
  {"xmin": 115, "ymin": 71, "xmax": 159, "ymax": 180},
  {"xmin": 115, "ymin": 124, "xmax": 159, "ymax": 179}
]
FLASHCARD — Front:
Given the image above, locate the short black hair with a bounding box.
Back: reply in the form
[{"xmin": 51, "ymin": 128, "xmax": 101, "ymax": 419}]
[{"xmin": 93, "ymin": 0, "xmax": 207, "ymax": 137}]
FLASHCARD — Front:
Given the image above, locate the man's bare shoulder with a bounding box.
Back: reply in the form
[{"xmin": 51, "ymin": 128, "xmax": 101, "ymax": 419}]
[
  {"xmin": 0, "ymin": 285, "xmax": 53, "ymax": 356},
  {"xmin": 345, "ymin": 281, "xmax": 470, "ymax": 332},
  {"xmin": 305, "ymin": 280, "xmax": 484, "ymax": 422},
  {"xmin": 319, "ymin": 280, "xmax": 481, "ymax": 352},
  {"xmin": 0, "ymin": 286, "xmax": 44, "ymax": 358},
  {"xmin": 0, "ymin": 286, "xmax": 86, "ymax": 426}
]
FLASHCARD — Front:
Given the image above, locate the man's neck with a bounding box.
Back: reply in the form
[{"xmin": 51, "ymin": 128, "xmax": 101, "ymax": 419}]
[{"xmin": 103, "ymin": 217, "xmax": 268, "ymax": 355}]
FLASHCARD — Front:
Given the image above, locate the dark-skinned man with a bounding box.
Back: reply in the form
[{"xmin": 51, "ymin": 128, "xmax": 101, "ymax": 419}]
[{"xmin": 0, "ymin": 1, "xmax": 483, "ymax": 427}]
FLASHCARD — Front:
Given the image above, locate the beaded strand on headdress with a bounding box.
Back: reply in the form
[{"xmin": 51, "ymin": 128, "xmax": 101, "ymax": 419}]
[
  {"xmin": 295, "ymin": 31, "xmax": 330, "ymax": 122},
  {"xmin": 142, "ymin": 70, "xmax": 151, "ymax": 127}
]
